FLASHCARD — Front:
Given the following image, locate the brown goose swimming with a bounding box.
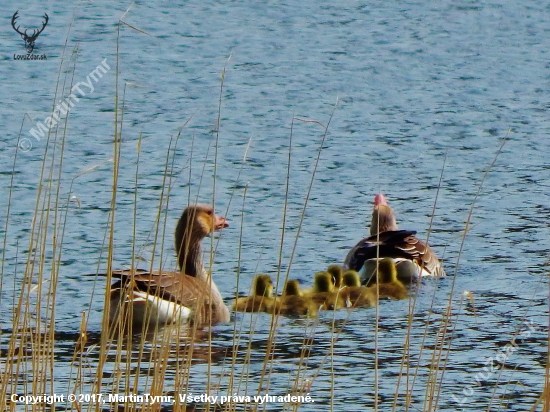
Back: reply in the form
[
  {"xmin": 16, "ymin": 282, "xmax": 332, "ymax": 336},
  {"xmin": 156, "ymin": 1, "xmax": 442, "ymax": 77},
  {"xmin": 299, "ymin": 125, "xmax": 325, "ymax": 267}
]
[
  {"xmin": 109, "ymin": 204, "xmax": 230, "ymax": 332},
  {"xmin": 344, "ymin": 193, "xmax": 445, "ymax": 285}
]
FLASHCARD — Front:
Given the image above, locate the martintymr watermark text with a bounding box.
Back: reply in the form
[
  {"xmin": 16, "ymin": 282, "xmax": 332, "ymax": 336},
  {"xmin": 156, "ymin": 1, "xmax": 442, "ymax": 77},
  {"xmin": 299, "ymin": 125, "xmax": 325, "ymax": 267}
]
[{"xmin": 18, "ymin": 58, "xmax": 110, "ymax": 152}]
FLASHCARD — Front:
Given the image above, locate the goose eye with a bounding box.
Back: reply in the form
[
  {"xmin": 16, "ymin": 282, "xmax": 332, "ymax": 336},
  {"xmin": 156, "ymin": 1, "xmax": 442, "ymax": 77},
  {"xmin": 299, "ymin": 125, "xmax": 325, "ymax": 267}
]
[{"xmin": 206, "ymin": 210, "xmax": 213, "ymax": 215}]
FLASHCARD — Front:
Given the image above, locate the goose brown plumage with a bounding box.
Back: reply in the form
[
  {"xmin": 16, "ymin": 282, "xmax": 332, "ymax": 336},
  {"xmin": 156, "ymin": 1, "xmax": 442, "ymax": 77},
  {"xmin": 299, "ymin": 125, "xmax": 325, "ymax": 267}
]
[
  {"xmin": 109, "ymin": 204, "xmax": 230, "ymax": 332},
  {"xmin": 344, "ymin": 193, "xmax": 445, "ymax": 285}
]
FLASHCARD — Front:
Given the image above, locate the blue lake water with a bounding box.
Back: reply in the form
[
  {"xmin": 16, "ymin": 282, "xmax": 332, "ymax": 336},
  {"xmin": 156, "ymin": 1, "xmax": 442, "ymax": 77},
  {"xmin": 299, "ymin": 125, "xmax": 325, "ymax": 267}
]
[{"xmin": 1, "ymin": 1, "xmax": 549, "ymax": 410}]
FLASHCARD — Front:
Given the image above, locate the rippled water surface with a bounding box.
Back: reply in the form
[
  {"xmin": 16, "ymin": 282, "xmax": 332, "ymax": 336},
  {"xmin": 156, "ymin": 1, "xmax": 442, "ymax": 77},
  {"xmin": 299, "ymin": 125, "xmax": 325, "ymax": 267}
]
[{"xmin": 1, "ymin": 1, "xmax": 549, "ymax": 411}]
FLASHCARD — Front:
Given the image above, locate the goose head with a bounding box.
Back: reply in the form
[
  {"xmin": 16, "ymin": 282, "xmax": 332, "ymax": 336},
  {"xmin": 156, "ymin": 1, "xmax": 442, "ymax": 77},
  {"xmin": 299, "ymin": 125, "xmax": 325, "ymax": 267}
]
[
  {"xmin": 370, "ymin": 193, "xmax": 398, "ymax": 235},
  {"xmin": 175, "ymin": 204, "xmax": 228, "ymax": 275},
  {"xmin": 177, "ymin": 204, "xmax": 228, "ymax": 238}
]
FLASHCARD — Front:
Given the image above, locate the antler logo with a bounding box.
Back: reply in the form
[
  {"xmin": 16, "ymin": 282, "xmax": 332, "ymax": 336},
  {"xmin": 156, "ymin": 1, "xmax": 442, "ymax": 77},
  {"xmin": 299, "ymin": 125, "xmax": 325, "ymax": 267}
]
[{"xmin": 11, "ymin": 10, "xmax": 49, "ymax": 54}]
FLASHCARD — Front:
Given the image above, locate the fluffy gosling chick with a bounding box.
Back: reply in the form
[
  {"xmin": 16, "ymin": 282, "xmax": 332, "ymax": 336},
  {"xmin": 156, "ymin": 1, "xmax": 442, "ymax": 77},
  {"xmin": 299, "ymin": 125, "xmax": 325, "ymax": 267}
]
[
  {"xmin": 367, "ymin": 258, "xmax": 408, "ymax": 300},
  {"xmin": 341, "ymin": 269, "xmax": 377, "ymax": 308},
  {"xmin": 308, "ymin": 271, "xmax": 345, "ymax": 310},
  {"xmin": 232, "ymin": 274, "xmax": 275, "ymax": 313},
  {"xmin": 271, "ymin": 279, "xmax": 318, "ymax": 316},
  {"xmin": 326, "ymin": 264, "xmax": 344, "ymax": 288}
]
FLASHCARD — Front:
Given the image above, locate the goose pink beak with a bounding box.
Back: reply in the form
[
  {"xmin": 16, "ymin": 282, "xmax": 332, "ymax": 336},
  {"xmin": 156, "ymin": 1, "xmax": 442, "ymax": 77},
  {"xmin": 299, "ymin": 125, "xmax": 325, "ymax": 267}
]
[
  {"xmin": 374, "ymin": 193, "xmax": 388, "ymax": 206},
  {"xmin": 215, "ymin": 215, "xmax": 229, "ymax": 230}
]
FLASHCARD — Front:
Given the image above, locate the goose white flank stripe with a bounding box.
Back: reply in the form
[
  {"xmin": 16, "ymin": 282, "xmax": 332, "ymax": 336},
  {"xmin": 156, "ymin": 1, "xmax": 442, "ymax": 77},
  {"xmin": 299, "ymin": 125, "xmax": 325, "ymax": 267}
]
[{"xmin": 127, "ymin": 290, "xmax": 193, "ymax": 325}]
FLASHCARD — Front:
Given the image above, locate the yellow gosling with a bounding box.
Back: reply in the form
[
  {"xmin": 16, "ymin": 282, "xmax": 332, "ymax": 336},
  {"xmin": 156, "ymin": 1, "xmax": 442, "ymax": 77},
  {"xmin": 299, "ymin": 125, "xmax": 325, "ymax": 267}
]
[
  {"xmin": 326, "ymin": 264, "xmax": 344, "ymax": 288},
  {"xmin": 308, "ymin": 272, "xmax": 345, "ymax": 310},
  {"xmin": 271, "ymin": 280, "xmax": 318, "ymax": 316},
  {"xmin": 368, "ymin": 258, "xmax": 408, "ymax": 300},
  {"xmin": 341, "ymin": 270, "xmax": 376, "ymax": 308},
  {"xmin": 232, "ymin": 274, "xmax": 275, "ymax": 313}
]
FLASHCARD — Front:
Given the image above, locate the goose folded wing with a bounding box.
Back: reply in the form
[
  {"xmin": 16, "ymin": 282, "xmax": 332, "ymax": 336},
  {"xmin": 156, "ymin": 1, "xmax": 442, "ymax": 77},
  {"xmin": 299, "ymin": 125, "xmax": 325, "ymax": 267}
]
[
  {"xmin": 344, "ymin": 230, "xmax": 419, "ymax": 271},
  {"xmin": 398, "ymin": 236, "xmax": 445, "ymax": 276},
  {"xmin": 111, "ymin": 269, "xmax": 212, "ymax": 309}
]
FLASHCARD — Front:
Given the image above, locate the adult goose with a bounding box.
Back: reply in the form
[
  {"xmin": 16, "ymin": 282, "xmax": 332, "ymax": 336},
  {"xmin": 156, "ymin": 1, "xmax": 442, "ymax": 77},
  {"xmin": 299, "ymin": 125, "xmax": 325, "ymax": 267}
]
[
  {"xmin": 109, "ymin": 204, "xmax": 230, "ymax": 332},
  {"xmin": 344, "ymin": 193, "xmax": 445, "ymax": 285}
]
